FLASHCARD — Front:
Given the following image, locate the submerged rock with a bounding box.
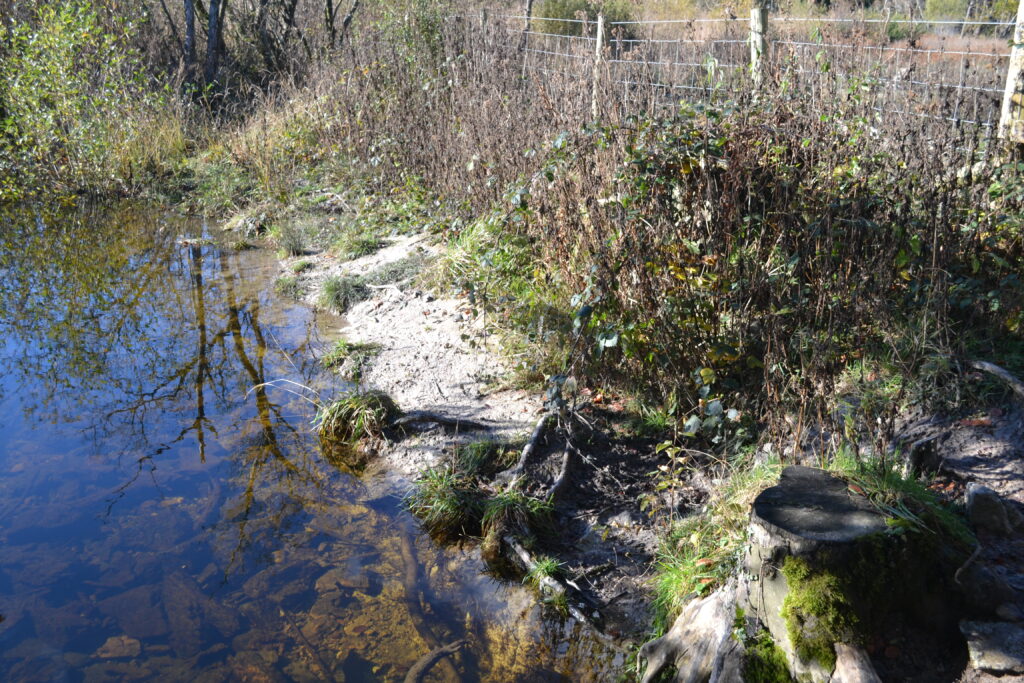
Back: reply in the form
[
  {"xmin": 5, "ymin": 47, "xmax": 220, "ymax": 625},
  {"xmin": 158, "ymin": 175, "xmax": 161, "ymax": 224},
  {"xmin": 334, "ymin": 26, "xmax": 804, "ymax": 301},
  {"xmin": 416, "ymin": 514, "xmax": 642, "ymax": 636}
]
[{"xmin": 96, "ymin": 635, "xmax": 141, "ymax": 659}]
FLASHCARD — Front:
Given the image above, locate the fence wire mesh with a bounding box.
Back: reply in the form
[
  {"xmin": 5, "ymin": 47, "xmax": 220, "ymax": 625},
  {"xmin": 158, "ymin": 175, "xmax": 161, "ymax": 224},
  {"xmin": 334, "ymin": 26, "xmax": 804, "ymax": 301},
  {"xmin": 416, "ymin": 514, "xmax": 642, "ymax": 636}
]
[{"xmin": 487, "ymin": 10, "xmax": 1013, "ymax": 146}]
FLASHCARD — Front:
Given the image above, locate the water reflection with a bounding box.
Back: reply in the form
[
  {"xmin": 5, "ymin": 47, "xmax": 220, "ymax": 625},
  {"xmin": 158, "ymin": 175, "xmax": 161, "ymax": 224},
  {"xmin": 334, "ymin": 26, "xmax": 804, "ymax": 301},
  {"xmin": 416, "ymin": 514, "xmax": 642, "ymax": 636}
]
[{"xmin": 0, "ymin": 204, "xmax": 623, "ymax": 681}]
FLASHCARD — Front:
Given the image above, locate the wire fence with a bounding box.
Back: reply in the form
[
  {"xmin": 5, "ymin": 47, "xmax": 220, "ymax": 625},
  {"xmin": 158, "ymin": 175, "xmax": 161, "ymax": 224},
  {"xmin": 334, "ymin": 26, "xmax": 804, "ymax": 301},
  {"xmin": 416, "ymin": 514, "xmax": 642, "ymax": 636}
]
[{"xmin": 478, "ymin": 10, "xmax": 1016, "ymax": 143}]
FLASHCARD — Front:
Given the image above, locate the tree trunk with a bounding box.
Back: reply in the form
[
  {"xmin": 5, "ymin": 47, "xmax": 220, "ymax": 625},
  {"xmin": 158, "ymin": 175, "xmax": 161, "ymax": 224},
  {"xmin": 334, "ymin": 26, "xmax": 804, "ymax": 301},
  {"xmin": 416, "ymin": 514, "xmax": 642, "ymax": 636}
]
[
  {"xmin": 324, "ymin": 0, "xmax": 336, "ymax": 48},
  {"xmin": 184, "ymin": 0, "xmax": 196, "ymax": 68},
  {"xmin": 204, "ymin": 0, "xmax": 221, "ymax": 83},
  {"xmin": 740, "ymin": 466, "xmax": 890, "ymax": 682}
]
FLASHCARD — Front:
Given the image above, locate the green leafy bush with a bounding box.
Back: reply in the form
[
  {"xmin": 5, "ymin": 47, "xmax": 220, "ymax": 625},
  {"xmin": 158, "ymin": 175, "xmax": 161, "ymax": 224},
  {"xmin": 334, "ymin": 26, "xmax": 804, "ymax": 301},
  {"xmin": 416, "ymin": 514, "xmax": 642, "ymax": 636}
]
[{"xmin": 0, "ymin": 1, "xmax": 182, "ymax": 198}]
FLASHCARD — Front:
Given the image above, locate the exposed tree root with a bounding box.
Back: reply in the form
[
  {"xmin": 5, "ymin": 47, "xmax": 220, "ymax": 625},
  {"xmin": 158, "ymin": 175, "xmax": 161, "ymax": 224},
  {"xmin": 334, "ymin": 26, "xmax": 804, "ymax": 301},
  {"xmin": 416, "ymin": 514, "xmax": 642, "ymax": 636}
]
[
  {"xmin": 639, "ymin": 582, "xmax": 737, "ymax": 683},
  {"xmin": 503, "ymin": 534, "xmax": 626, "ymax": 650},
  {"xmin": 403, "ymin": 639, "xmax": 468, "ymax": 683},
  {"xmin": 501, "ymin": 413, "xmax": 551, "ymax": 484},
  {"xmin": 969, "ymin": 360, "xmax": 1024, "ymax": 400},
  {"xmin": 545, "ymin": 444, "xmax": 576, "ymax": 502},
  {"xmin": 390, "ymin": 411, "xmax": 489, "ymax": 432}
]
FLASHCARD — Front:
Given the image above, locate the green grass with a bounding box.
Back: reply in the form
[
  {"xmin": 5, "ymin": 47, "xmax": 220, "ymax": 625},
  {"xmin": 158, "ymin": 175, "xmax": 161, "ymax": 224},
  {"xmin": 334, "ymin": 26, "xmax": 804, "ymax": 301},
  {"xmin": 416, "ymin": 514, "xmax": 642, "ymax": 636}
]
[
  {"xmin": 274, "ymin": 275, "xmax": 302, "ymax": 299},
  {"xmin": 291, "ymin": 259, "xmax": 313, "ymax": 273},
  {"xmin": 653, "ymin": 453, "xmax": 782, "ymax": 627},
  {"xmin": 314, "ymin": 390, "xmax": 400, "ymax": 443},
  {"xmin": 335, "ymin": 230, "xmax": 386, "ymax": 261},
  {"xmin": 321, "ymin": 339, "xmax": 382, "ymax": 368},
  {"xmin": 319, "ymin": 275, "xmax": 371, "ymax": 314},
  {"xmin": 826, "ymin": 447, "xmax": 974, "ymax": 547},
  {"xmin": 405, "ymin": 465, "xmax": 483, "ymax": 539},
  {"xmin": 318, "ymin": 254, "xmax": 430, "ymax": 314},
  {"xmin": 275, "ymin": 220, "xmax": 309, "ymax": 257},
  {"xmin": 482, "ymin": 489, "xmax": 553, "ymax": 536},
  {"xmin": 524, "ymin": 555, "xmax": 564, "ymax": 588}
]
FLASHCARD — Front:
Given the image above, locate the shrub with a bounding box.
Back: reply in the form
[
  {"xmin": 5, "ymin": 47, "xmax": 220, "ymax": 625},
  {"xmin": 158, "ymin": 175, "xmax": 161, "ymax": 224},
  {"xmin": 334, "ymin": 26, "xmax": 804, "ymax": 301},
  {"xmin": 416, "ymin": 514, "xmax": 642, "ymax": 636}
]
[
  {"xmin": 533, "ymin": 0, "xmax": 637, "ymax": 38},
  {"xmin": 449, "ymin": 104, "xmax": 1024, "ymax": 440},
  {"xmin": 0, "ymin": 1, "xmax": 181, "ymax": 198}
]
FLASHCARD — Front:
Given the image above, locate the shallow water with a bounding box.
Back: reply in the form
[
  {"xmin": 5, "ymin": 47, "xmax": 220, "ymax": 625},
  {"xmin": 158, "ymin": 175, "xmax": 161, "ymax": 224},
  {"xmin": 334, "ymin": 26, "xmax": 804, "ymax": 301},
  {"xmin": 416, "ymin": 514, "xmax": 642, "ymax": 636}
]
[{"xmin": 0, "ymin": 204, "xmax": 624, "ymax": 681}]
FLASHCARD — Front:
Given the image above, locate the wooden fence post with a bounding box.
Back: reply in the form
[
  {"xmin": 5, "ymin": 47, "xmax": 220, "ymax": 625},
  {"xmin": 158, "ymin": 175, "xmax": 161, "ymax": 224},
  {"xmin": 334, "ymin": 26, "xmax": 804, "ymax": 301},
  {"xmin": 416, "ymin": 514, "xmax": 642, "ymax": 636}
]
[
  {"xmin": 999, "ymin": 0, "xmax": 1024, "ymax": 141},
  {"xmin": 521, "ymin": 0, "xmax": 535, "ymax": 78},
  {"xmin": 592, "ymin": 13, "xmax": 605, "ymax": 120},
  {"xmin": 750, "ymin": 6, "xmax": 767, "ymax": 88}
]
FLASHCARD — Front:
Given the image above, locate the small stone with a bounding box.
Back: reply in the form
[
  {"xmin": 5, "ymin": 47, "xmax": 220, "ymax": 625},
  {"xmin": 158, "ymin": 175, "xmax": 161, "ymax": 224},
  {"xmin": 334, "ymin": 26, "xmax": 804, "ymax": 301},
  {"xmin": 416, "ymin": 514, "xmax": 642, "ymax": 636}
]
[
  {"xmin": 96, "ymin": 635, "xmax": 141, "ymax": 659},
  {"xmin": 961, "ymin": 621, "xmax": 1024, "ymax": 674},
  {"xmin": 966, "ymin": 483, "xmax": 1021, "ymax": 536}
]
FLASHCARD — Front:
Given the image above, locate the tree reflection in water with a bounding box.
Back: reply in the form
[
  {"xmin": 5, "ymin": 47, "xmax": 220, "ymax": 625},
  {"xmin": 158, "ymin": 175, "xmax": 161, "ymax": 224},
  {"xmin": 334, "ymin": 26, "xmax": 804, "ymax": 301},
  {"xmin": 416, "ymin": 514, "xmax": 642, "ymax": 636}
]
[{"xmin": 0, "ymin": 204, "xmax": 624, "ymax": 681}]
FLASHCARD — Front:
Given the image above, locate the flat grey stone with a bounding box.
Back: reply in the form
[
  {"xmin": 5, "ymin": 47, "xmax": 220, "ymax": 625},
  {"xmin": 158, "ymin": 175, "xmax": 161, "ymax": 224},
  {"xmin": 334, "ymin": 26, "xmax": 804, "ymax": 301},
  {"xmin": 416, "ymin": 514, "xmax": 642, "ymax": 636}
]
[
  {"xmin": 753, "ymin": 466, "xmax": 887, "ymax": 545},
  {"xmin": 961, "ymin": 621, "xmax": 1024, "ymax": 674}
]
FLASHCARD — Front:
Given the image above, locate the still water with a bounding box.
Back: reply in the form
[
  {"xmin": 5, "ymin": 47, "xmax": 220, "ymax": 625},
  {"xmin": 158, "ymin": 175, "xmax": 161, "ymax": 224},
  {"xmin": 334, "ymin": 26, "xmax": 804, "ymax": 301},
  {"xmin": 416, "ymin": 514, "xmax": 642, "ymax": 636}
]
[{"xmin": 0, "ymin": 204, "xmax": 623, "ymax": 681}]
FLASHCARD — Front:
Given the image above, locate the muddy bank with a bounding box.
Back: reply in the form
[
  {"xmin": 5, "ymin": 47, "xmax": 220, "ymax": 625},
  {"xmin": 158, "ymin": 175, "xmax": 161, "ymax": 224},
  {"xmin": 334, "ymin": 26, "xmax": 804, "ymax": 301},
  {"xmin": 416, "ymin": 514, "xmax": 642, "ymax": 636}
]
[
  {"xmin": 279, "ymin": 228, "xmax": 1024, "ymax": 680},
  {"xmin": 279, "ymin": 232, "xmax": 686, "ymax": 644}
]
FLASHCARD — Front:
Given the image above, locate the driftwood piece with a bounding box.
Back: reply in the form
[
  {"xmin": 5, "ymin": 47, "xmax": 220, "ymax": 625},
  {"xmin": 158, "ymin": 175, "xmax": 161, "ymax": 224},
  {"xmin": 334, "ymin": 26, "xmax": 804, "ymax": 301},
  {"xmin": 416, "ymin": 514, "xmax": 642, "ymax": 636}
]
[
  {"xmin": 639, "ymin": 581, "xmax": 737, "ymax": 683},
  {"xmin": 403, "ymin": 639, "xmax": 468, "ymax": 683},
  {"xmin": 969, "ymin": 360, "xmax": 1024, "ymax": 400},
  {"xmin": 390, "ymin": 411, "xmax": 489, "ymax": 432},
  {"xmin": 832, "ymin": 643, "xmax": 882, "ymax": 683}
]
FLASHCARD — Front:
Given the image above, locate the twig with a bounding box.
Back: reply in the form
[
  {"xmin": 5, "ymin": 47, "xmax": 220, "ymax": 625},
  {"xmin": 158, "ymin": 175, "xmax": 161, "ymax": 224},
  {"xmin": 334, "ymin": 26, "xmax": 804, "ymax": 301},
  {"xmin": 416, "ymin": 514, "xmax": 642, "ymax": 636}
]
[
  {"xmin": 968, "ymin": 360, "xmax": 1024, "ymax": 400},
  {"xmin": 403, "ymin": 640, "xmax": 468, "ymax": 683},
  {"xmin": 503, "ymin": 535, "xmax": 626, "ymax": 650},
  {"xmin": 245, "ymin": 379, "xmax": 321, "ymax": 407},
  {"xmin": 954, "ymin": 543, "xmax": 984, "ymax": 586}
]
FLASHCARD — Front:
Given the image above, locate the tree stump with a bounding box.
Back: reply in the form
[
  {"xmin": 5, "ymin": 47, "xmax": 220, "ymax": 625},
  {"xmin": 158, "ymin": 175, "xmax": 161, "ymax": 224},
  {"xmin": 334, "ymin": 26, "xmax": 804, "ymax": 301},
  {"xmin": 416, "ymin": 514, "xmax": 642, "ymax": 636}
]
[{"xmin": 740, "ymin": 466, "xmax": 889, "ymax": 682}]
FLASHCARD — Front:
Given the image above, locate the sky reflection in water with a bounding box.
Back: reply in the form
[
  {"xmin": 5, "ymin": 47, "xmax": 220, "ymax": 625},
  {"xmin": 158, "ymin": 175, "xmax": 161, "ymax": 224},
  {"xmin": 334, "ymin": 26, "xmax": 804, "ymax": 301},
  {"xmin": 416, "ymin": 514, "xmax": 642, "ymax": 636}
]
[{"xmin": 0, "ymin": 205, "xmax": 622, "ymax": 681}]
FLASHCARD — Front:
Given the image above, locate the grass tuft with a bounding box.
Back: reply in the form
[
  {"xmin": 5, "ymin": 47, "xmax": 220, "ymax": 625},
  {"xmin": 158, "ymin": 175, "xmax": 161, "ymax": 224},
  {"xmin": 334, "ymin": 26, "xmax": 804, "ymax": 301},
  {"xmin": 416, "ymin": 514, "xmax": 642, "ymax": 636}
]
[
  {"xmin": 454, "ymin": 438, "xmax": 522, "ymax": 479},
  {"xmin": 405, "ymin": 465, "xmax": 483, "ymax": 539},
  {"xmin": 314, "ymin": 390, "xmax": 400, "ymax": 443},
  {"xmin": 524, "ymin": 555, "xmax": 564, "ymax": 588},
  {"xmin": 482, "ymin": 489, "xmax": 553, "ymax": 536},
  {"xmin": 653, "ymin": 453, "xmax": 782, "ymax": 628},
  {"xmin": 274, "ymin": 275, "xmax": 302, "ymax": 299},
  {"xmin": 319, "ymin": 275, "xmax": 371, "ymax": 314}
]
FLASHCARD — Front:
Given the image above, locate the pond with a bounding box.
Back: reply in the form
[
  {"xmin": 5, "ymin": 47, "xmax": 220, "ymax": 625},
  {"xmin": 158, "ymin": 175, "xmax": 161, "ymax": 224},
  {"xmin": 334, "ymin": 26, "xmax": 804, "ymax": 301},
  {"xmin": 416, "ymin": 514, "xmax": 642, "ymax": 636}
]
[{"xmin": 0, "ymin": 204, "xmax": 624, "ymax": 681}]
